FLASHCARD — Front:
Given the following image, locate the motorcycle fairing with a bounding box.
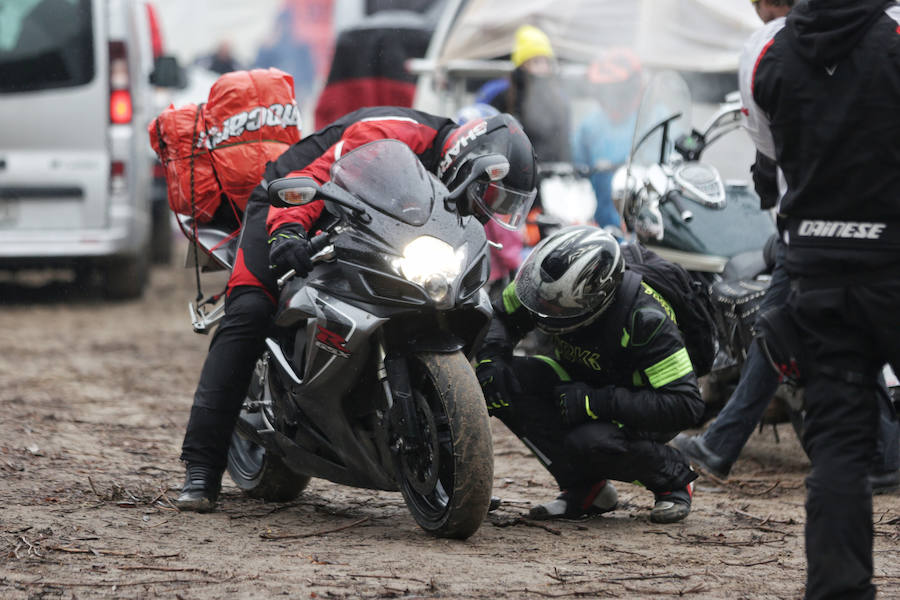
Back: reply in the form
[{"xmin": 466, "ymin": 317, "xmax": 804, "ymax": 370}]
[
  {"xmin": 314, "ymin": 324, "xmax": 351, "ymax": 358},
  {"xmin": 266, "ymin": 287, "xmax": 397, "ymax": 489}
]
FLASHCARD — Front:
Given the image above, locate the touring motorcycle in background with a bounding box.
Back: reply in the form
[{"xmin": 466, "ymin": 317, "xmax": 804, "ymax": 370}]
[
  {"xmin": 610, "ymin": 71, "xmax": 795, "ymax": 427},
  {"xmin": 182, "ymin": 140, "xmax": 497, "ymax": 539}
]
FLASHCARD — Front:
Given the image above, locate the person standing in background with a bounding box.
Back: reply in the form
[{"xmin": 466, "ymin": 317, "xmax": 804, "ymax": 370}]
[
  {"xmin": 740, "ymin": 1, "xmax": 900, "ymax": 596},
  {"xmin": 477, "ymin": 24, "xmax": 571, "ymax": 164},
  {"xmin": 571, "ymin": 47, "xmax": 643, "ymax": 232},
  {"xmin": 673, "ymin": 0, "xmax": 899, "ymax": 498}
]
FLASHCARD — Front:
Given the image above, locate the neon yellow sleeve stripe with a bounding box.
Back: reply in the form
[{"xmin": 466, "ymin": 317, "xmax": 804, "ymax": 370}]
[
  {"xmin": 644, "ymin": 347, "xmax": 694, "ymax": 388},
  {"xmin": 502, "ymin": 281, "xmax": 521, "ymax": 314},
  {"xmin": 584, "ymin": 395, "xmax": 599, "ymax": 420},
  {"xmin": 534, "ymin": 355, "xmax": 571, "ymax": 382},
  {"xmin": 641, "ymin": 282, "xmax": 676, "ymax": 324}
]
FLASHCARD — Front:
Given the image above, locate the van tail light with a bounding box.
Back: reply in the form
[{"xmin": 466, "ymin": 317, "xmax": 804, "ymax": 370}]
[
  {"xmin": 110, "ymin": 90, "xmax": 133, "ymax": 124},
  {"xmin": 108, "ymin": 41, "xmax": 132, "ymax": 124}
]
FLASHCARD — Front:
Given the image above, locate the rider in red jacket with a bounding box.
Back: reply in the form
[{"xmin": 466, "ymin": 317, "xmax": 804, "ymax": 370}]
[{"xmin": 176, "ymin": 107, "xmax": 538, "ymax": 511}]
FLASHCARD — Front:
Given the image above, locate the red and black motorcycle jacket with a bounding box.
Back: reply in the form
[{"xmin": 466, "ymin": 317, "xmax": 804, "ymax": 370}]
[
  {"xmin": 749, "ymin": 0, "xmax": 900, "ymax": 277},
  {"xmin": 479, "ymin": 270, "xmax": 705, "ymax": 433},
  {"xmin": 227, "ymin": 107, "xmax": 457, "ymax": 297}
]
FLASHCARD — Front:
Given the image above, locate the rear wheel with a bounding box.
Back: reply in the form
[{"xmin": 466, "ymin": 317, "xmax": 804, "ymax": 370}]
[
  {"xmin": 102, "ymin": 252, "xmax": 149, "ymax": 300},
  {"xmin": 226, "ymin": 358, "xmax": 310, "ymax": 501},
  {"xmin": 150, "ymin": 200, "xmax": 173, "ymax": 264},
  {"xmin": 396, "ymin": 351, "xmax": 493, "ymax": 539}
]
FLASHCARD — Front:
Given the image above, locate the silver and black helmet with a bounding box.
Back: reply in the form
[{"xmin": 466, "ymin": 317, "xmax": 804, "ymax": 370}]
[{"xmin": 514, "ymin": 226, "xmax": 625, "ymax": 333}]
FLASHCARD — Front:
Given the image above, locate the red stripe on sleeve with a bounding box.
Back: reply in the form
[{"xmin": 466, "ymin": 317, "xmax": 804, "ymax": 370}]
[{"xmin": 751, "ymin": 38, "xmax": 776, "ymax": 98}]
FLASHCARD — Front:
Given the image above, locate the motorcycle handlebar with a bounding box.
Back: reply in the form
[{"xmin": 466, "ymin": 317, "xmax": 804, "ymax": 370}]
[
  {"xmin": 308, "ymin": 230, "xmax": 332, "ymax": 255},
  {"xmin": 277, "ymin": 230, "xmax": 335, "ymax": 288}
]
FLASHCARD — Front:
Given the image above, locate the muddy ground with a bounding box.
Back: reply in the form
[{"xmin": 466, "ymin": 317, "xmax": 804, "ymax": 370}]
[{"xmin": 2, "ymin": 244, "xmax": 900, "ymax": 599}]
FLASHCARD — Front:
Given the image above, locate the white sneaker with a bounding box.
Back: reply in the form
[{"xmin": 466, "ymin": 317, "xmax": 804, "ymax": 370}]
[
  {"xmin": 650, "ymin": 481, "xmax": 693, "ymax": 524},
  {"xmin": 528, "ymin": 480, "xmax": 618, "ymax": 520}
]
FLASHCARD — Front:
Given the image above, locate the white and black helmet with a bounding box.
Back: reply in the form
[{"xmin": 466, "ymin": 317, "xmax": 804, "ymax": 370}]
[{"xmin": 514, "ymin": 226, "xmax": 625, "ymax": 333}]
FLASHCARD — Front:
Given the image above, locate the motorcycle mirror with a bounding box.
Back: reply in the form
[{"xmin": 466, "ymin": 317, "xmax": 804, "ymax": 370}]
[{"xmin": 268, "ymin": 177, "xmax": 320, "ymax": 207}]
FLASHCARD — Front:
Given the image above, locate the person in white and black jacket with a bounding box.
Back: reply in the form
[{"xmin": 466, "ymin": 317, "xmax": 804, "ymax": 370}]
[
  {"xmin": 674, "ymin": 0, "xmax": 900, "ymax": 499},
  {"xmin": 743, "ymin": 1, "xmax": 900, "ymax": 597}
]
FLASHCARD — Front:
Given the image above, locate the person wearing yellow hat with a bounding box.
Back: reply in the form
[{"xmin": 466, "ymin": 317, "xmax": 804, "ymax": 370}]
[
  {"xmin": 475, "ymin": 24, "xmax": 571, "ymax": 164},
  {"xmin": 511, "ymin": 24, "xmax": 555, "ymax": 73}
]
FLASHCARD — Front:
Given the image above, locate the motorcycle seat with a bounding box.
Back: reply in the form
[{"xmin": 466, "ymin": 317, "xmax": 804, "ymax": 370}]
[{"xmin": 722, "ymin": 249, "xmax": 769, "ymax": 282}]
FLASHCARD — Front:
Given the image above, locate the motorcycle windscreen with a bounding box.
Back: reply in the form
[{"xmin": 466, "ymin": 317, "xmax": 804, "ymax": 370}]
[
  {"xmin": 629, "ymin": 71, "xmax": 692, "ymax": 171},
  {"xmin": 330, "ymin": 139, "xmax": 434, "ymax": 226}
]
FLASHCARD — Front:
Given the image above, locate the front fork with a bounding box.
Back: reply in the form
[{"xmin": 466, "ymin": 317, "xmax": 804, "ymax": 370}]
[{"xmin": 375, "ymin": 339, "xmax": 422, "ymax": 456}]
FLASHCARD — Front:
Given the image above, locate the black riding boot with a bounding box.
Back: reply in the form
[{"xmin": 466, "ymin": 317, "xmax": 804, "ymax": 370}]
[{"xmin": 175, "ymin": 463, "xmax": 224, "ymax": 513}]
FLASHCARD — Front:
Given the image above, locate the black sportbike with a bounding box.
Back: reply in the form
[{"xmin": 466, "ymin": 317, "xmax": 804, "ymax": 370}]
[{"xmin": 182, "ymin": 139, "xmax": 499, "ymax": 538}]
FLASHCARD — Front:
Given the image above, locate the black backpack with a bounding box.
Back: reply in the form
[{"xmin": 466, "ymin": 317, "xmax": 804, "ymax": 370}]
[{"xmin": 620, "ymin": 242, "xmax": 719, "ymax": 377}]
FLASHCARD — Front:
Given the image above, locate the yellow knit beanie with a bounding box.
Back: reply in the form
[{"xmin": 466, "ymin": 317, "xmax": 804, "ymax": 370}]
[{"xmin": 511, "ymin": 25, "xmax": 554, "ymax": 68}]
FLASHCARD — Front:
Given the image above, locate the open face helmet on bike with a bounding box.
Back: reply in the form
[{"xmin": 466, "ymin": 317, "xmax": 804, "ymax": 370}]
[
  {"xmin": 514, "ymin": 225, "xmax": 625, "ymax": 333},
  {"xmin": 439, "ymin": 113, "xmax": 537, "ymax": 231}
]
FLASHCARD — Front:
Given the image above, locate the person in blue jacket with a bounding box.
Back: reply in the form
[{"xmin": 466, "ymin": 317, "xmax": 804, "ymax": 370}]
[{"xmin": 571, "ymin": 47, "xmax": 643, "ymax": 231}]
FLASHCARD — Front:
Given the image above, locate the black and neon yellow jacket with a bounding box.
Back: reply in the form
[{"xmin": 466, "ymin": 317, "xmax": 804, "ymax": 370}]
[{"xmin": 481, "ymin": 269, "xmax": 705, "ymax": 432}]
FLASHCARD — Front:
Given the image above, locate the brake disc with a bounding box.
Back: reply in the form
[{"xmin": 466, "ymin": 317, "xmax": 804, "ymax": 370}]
[{"xmin": 400, "ymin": 389, "xmax": 441, "ymax": 495}]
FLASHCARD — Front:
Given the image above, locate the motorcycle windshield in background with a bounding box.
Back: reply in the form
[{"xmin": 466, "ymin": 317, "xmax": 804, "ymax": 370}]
[
  {"xmin": 330, "ymin": 139, "xmax": 434, "ymax": 226},
  {"xmin": 629, "ymin": 71, "xmax": 693, "ymax": 171}
]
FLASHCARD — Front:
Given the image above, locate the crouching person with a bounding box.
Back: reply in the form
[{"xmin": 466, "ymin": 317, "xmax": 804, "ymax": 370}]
[{"xmin": 476, "ymin": 226, "xmax": 704, "ymax": 523}]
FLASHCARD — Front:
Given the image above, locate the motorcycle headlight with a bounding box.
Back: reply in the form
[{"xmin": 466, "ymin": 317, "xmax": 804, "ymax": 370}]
[{"xmin": 394, "ymin": 236, "xmax": 466, "ymax": 304}]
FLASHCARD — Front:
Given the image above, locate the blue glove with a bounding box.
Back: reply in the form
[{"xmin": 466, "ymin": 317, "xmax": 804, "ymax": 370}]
[
  {"xmin": 268, "ymin": 226, "xmax": 313, "ymax": 277},
  {"xmin": 476, "ymin": 357, "xmax": 521, "ymax": 415},
  {"xmin": 556, "ymin": 382, "xmax": 615, "ymax": 427}
]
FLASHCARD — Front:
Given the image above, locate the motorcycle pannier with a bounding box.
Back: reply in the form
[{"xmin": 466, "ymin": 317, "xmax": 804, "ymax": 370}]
[
  {"xmin": 149, "ymin": 68, "xmax": 301, "ymax": 222},
  {"xmin": 711, "ymin": 278, "xmax": 768, "ymax": 360}
]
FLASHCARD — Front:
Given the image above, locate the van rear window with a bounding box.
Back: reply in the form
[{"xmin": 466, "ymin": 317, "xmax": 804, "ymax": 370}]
[{"xmin": 0, "ymin": 0, "xmax": 94, "ymax": 93}]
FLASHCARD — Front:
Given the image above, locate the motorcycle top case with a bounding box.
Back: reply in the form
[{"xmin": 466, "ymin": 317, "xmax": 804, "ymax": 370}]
[{"xmin": 149, "ymin": 68, "xmax": 301, "ymax": 222}]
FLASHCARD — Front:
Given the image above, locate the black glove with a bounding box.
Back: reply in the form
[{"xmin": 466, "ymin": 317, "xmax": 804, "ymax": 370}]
[
  {"xmin": 476, "ymin": 357, "xmax": 520, "ymax": 415},
  {"xmin": 556, "ymin": 382, "xmax": 615, "ymax": 427},
  {"xmin": 268, "ymin": 226, "xmax": 313, "ymax": 277}
]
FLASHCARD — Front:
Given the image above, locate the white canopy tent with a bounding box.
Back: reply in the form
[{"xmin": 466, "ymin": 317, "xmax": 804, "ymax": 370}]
[
  {"xmin": 437, "ymin": 0, "xmax": 640, "ymax": 64},
  {"xmin": 637, "ymin": 0, "xmax": 761, "ymax": 72},
  {"xmin": 413, "ymin": 0, "xmax": 761, "ymax": 114},
  {"xmin": 428, "ymin": 0, "xmax": 758, "ymax": 66}
]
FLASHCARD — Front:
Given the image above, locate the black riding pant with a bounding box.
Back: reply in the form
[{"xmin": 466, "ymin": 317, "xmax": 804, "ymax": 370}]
[
  {"xmin": 180, "ymin": 286, "xmax": 275, "ymax": 468},
  {"xmin": 495, "ymin": 356, "xmax": 696, "ymax": 494},
  {"xmin": 790, "ymin": 278, "xmax": 900, "ymax": 600}
]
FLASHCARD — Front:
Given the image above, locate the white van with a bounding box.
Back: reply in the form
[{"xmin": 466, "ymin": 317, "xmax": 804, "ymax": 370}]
[{"xmin": 0, "ymin": 0, "xmax": 175, "ymax": 298}]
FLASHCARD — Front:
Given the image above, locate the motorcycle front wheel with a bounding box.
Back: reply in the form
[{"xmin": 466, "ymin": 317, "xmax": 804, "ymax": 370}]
[
  {"xmin": 395, "ymin": 351, "xmax": 494, "ymax": 540},
  {"xmin": 226, "ymin": 358, "xmax": 310, "ymax": 502}
]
